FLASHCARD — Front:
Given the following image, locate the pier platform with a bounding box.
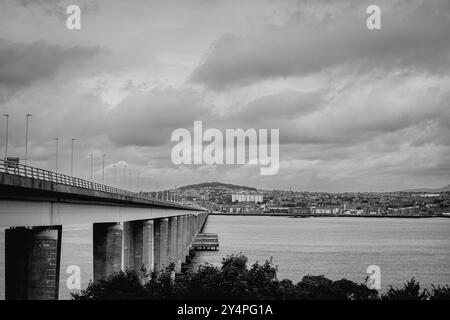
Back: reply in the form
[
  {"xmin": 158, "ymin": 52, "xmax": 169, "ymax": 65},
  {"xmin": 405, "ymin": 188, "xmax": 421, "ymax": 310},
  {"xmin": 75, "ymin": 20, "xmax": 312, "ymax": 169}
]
[{"xmin": 191, "ymin": 233, "xmax": 219, "ymax": 251}]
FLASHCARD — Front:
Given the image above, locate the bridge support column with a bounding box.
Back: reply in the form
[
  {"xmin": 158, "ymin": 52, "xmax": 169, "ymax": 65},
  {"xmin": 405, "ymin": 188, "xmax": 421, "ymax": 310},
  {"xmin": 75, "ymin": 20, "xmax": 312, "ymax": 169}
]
[
  {"xmin": 181, "ymin": 215, "xmax": 187, "ymax": 261},
  {"xmin": 154, "ymin": 218, "xmax": 169, "ymax": 271},
  {"xmin": 93, "ymin": 223, "xmax": 123, "ymax": 282},
  {"xmin": 124, "ymin": 221, "xmax": 141, "ymax": 273},
  {"xmin": 123, "ymin": 220, "xmax": 154, "ymax": 279},
  {"xmin": 142, "ymin": 220, "xmax": 155, "ymax": 274},
  {"xmin": 168, "ymin": 217, "xmax": 178, "ymax": 270},
  {"xmin": 176, "ymin": 216, "xmax": 183, "ymax": 271},
  {"xmin": 197, "ymin": 213, "xmax": 207, "ymax": 233},
  {"xmin": 195, "ymin": 214, "xmax": 200, "ymax": 235},
  {"xmin": 189, "ymin": 215, "xmax": 195, "ymax": 244},
  {"xmin": 5, "ymin": 226, "xmax": 62, "ymax": 300}
]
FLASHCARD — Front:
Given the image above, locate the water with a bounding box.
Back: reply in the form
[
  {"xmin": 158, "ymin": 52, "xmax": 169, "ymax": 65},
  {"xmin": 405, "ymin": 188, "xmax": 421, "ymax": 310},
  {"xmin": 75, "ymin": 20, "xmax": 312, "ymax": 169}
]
[
  {"xmin": 192, "ymin": 216, "xmax": 450, "ymax": 292},
  {"xmin": 0, "ymin": 216, "xmax": 449, "ymax": 299}
]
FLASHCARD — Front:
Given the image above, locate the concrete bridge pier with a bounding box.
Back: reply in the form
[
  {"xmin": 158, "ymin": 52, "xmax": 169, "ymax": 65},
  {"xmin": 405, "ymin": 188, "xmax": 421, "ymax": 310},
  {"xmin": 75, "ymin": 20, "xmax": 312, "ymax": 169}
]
[
  {"xmin": 93, "ymin": 223, "xmax": 123, "ymax": 283},
  {"xmin": 123, "ymin": 219, "xmax": 154, "ymax": 278},
  {"xmin": 5, "ymin": 226, "xmax": 62, "ymax": 300},
  {"xmin": 142, "ymin": 220, "xmax": 155, "ymax": 274},
  {"xmin": 168, "ymin": 217, "xmax": 178, "ymax": 269},
  {"xmin": 197, "ymin": 212, "xmax": 207, "ymax": 233},
  {"xmin": 154, "ymin": 218, "xmax": 169, "ymax": 271},
  {"xmin": 176, "ymin": 216, "xmax": 184, "ymax": 271},
  {"xmin": 189, "ymin": 215, "xmax": 195, "ymax": 245},
  {"xmin": 181, "ymin": 215, "xmax": 187, "ymax": 263}
]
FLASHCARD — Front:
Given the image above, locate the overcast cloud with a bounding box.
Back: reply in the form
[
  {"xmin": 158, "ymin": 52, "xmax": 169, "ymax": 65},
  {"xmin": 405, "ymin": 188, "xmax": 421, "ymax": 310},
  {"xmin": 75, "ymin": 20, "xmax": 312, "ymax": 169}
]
[{"xmin": 0, "ymin": 0, "xmax": 449, "ymax": 191}]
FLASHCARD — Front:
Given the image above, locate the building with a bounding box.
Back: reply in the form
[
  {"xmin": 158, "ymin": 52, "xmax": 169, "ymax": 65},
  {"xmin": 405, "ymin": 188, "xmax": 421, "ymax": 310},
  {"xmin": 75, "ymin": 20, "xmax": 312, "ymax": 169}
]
[
  {"xmin": 387, "ymin": 206, "xmax": 420, "ymax": 216},
  {"xmin": 310, "ymin": 207, "xmax": 340, "ymax": 215},
  {"xmin": 232, "ymin": 193, "xmax": 263, "ymax": 203},
  {"xmin": 288, "ymin": 207, "xmax": 312, "ymax": 215}
]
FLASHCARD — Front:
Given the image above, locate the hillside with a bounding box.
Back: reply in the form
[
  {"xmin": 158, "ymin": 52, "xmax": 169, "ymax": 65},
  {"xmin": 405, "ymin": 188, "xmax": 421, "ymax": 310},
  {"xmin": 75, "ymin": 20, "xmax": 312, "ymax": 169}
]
[
  {"xmin": 178, "ymin": 181, "xmax": 257, "ymax": 192},
  {"xmin": 400, "ymin": 184, "xmax": 450, "ymax": 193}
]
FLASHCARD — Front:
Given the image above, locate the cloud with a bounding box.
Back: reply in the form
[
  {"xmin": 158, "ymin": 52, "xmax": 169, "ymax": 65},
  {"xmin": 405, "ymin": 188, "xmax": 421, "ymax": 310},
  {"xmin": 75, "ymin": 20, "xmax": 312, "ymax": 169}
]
[
  {"xmin": 0, "ymin": 39, "xmax": 101, "ymax": 89},
  {"xmin": 105, "ymin": 88, "xmax": 212, "ymax": 147},
  {"xmin": 13, "ymin": 0, "xmax": 99, "ymax": 17},
  {"xmin": 0, "ymin": 0, "xmax": 448, "ymax": 191},
  {"xmin": 228, "ymin": 90, "xmax": 325, "ymax": 122},
  {"xmin": 190, "ymin": 0, "xmax": 450, "ymax": 89},
  {"xmin": 221, "ymin": 71, "xmax": 450, "ymax": 146}
]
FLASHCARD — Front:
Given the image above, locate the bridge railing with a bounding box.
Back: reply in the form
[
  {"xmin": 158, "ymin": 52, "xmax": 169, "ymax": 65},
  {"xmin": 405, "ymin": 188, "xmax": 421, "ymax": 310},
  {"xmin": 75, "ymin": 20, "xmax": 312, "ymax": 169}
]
[
  {"xmin": 0, "ymin": 158, "xmax": 207, "ymax": 210},
  {"xmin": 0, "ymin": 158, "xmax": 143, "ymax": 199}
]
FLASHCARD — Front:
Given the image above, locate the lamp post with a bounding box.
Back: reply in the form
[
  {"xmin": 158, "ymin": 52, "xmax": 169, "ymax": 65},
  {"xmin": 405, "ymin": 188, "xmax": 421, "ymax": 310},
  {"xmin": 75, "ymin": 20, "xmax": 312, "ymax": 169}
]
[
  {"xmin": 24, "ymin": 114, "xmax": 32, "ymax": 165},
  {"xmin": 90, "ymin": 154, "xmax": 93, "ymax": 181},
  {"xmin": 138, "ymin": 172, "xmax": 141, "ymax": 189},
  {"xmin": 129, "ymin": 171, "xmax": 132, "ymax": 190},
  {"xmin": 54, "ymin": 138, "xmax": 59, "ymax": 172},
  {"xmin": 3, "ymin": 114, "xmax": 9, "ymax": 160},
  {"xmin": 70, "ymin": 138, "xmax": 77, "ymax": 176},
  {"xmin": 114, "ymin": 164, "xmax": 117, "ymax": 187},
  {"xmin": 102, "ymin": 154, "xmax": 106, "ymax": 184},
  {"xmin": 123, "ymin": 164, "xmax": 127, "ymax": 188}
]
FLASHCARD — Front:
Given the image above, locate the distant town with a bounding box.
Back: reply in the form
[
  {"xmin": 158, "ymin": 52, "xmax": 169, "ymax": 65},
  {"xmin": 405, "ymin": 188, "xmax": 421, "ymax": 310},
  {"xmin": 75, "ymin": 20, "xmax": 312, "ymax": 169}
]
[{"xmin": 143, "ymin": 182, "xmax": 450, "ymax": 217}]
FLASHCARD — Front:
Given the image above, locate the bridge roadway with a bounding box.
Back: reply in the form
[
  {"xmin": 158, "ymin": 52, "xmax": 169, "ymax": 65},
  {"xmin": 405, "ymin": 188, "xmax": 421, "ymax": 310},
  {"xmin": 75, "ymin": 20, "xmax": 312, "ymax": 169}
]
[{"xmin": 0, "ymin": 164, "xmax": 208, "ymax": 300}]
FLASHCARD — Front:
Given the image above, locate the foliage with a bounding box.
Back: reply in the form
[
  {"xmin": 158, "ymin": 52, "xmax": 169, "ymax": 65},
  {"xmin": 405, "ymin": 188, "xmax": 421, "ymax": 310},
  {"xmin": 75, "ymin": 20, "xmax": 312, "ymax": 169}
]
[
  {"xmin": 428, "ymin": 285, "xmax": 450, "ymax": 300},
  {"xmin": 381, "ymin": 278, "xmax": 428, "ymax": 300},
  {"xmin": 72, "ymin": 269, "xmax": 147, "ymax": 300},
  {"xmin": 72, "ymin": 254, "xmax": 448, "ymax": 300}
]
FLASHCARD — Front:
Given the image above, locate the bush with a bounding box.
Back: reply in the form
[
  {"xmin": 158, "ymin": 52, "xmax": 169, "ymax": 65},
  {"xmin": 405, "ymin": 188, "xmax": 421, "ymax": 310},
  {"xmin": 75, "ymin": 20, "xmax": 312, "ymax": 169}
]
[
  {"xmin": 72, "ymin": 269, "xmax": 147, "ymax": 300},
  {"xmin": 429, "ymin": 285, "xmax": 450, "ymax": 300},
  {"xmin": 72, "ymin": 254, "xmax": 448, "ymax": 300},
  {"xmin": 381, "ymin": 278, "xmax": 428, "ymax": 300}
]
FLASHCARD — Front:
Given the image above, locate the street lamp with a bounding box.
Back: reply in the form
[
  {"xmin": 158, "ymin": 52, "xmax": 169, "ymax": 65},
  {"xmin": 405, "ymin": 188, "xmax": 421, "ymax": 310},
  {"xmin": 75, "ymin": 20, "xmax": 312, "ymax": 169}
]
[
  {"xmin": 90, "ymin": 154, "xmax": 93, "ymax": 181},
  {"xmin": 114, "ymin": 164, "xmax": 117, "ymax": 187},
  {"xmin": 129, "ymin": 171, "xmax": 132, "ymax": 190},
  {"xmin": 123, "ymin": 164, "xmax": 127, "ymax": 188},
  {"xmin": 138, "ymin": 171, "xmax": 141, "ymax": 189},
  {"xmin": 71, "ymin": 138, "xmax": 77, "ymax": 176},
  {"xmin": 24, "ymin": 114, "xmax": 32, "ymax": 165},
  {"xmin": 54, "ymin": 138, "xmax": 59, "ymax": 172},
  {"xmin": 3, "ymin": 114, "xmax": 9, "ymax": 160},
  {"xmin": 102, "ymin": 154, "xmax": 106, "ymax": 184}
]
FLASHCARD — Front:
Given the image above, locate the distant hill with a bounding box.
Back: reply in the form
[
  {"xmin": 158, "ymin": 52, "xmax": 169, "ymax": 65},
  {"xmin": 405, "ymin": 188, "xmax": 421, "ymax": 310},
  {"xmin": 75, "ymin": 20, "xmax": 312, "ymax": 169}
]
[
  {"xmin": 400, "ymin": 184, "xmax": 450, "ymax": 192},
  {"xmin": 178, "ymin": 182, "xmax": 257, "ymax": 192}
]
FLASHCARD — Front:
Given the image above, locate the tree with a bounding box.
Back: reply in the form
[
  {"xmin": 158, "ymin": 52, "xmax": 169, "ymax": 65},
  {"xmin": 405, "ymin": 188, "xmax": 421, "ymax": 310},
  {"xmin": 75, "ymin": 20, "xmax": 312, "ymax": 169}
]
[
  {"xmin": 381, "ymin": 278, "xmax": 428, "ymax": 300},
  {"xmin": 429, "ymin": 285, "xmax": 450, "ymax": 300},
  {"xmin": 72, "ymin": 270, "xmax": 147, "ymax": 300},
  {"xmin": 72, "ymin": 255, "xmax": 448, "ymax": 300}
]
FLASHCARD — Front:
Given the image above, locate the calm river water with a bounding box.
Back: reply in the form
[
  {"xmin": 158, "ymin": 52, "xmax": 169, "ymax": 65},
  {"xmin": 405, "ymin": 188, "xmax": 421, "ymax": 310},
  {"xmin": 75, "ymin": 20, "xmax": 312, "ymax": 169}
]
[
  {"xmin": 0, "ymin": 216, "xmax": 449, "ymax": 299},
  {"xmin": 192, "ymin": 216, "xmax": 450, "ymax": 292}
]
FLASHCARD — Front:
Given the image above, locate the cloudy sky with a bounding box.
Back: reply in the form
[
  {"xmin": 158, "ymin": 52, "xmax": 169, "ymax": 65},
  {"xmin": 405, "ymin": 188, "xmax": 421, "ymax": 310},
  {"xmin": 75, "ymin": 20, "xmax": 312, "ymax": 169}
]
[{"xmin": 0, "ymin": 0, "xmax": 449, "ymax": 192}]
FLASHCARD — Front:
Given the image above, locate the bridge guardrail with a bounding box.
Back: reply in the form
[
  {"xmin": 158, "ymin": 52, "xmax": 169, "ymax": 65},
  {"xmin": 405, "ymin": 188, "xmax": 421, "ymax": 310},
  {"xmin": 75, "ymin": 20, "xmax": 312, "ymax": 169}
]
[
  {"xmin": 0, "ymin": 159, "xmax": 206, "ymax": 210},
  {"xmin": 0, "ymin": 158, "xmax": 140, "ymax": 197}
]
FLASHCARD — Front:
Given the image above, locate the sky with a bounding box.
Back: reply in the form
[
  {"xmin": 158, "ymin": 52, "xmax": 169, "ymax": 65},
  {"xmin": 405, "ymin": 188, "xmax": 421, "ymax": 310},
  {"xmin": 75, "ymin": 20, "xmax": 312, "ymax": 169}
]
[{"xmin": 0, "ymin": 0, "xmax": 449, "ymax": 192}]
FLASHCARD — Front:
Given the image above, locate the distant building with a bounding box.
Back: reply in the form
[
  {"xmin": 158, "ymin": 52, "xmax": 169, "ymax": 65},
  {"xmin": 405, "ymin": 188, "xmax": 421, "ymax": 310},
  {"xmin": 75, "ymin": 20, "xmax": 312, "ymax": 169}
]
[
  {"xmin": 387, "ymin": 206, "xmax": 420, "ymax": 216},
  {"xmin": 200, "ymin": 194, "xmax": 210, "ymax": 201},
  {"xmin": 288, "ymin": 207, "xmax": 311, "ymax": 215},
  {"xmin": 232, "ymin": 193, "xmax": 263, "ymax": 203},
  {"xmin": 268, "ymin": 207, "xmax": 289, "ymax": 214},
  {"xmin": 310, "ymin": 207, "xmax": 340, "ymax": 215},
  {"xmin": 229, "ymin": 207, "xmax": 242, "ymax": 214}
]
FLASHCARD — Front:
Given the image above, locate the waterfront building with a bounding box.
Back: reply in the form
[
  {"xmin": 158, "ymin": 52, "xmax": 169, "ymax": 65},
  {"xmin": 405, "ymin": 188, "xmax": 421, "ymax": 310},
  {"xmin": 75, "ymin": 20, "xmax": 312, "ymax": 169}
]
[{"xmin": 232, "ymin": 193, "xmax": 263, "ymax": 203}]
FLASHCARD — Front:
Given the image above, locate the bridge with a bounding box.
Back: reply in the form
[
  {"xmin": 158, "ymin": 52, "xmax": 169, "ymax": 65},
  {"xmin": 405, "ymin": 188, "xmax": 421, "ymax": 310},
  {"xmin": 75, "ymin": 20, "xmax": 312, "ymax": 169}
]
[{"xmin": 0, "ymin": 159, "xmax": 209, "ymax": 300}]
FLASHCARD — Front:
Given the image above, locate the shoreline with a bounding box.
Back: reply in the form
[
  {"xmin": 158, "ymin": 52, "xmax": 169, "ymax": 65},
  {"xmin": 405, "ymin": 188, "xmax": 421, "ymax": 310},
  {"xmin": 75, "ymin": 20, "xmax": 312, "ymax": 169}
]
[{"xmin": 209, "ymin": 213, "xmax": 448, "ymax": 218}]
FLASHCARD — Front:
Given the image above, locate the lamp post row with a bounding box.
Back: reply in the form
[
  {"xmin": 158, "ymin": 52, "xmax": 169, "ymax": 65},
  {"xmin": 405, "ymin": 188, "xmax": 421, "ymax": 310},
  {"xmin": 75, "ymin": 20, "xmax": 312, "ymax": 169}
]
[{"xmin": 2, "ymin": 114, "xmax": 150, "ymax": 192}]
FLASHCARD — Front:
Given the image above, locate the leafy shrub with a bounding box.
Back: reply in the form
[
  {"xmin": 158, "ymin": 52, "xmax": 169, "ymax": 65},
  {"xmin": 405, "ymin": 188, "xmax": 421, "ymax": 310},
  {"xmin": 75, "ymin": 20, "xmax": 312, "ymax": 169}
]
[
  {"xmin": 381, "ymin": 278, "xmax": 428, "ymax": 300},
  {"xmin": 72, "ymin": 254, "xmax": 447, "ymax": 300}
]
